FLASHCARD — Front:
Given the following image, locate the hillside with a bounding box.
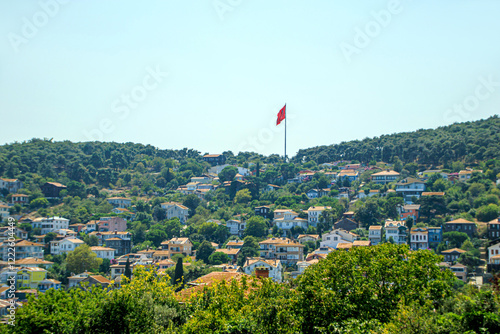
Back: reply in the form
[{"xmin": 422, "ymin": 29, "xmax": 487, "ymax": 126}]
[{"xmin": 292, "ymin": 115, "xmax": 500, "ymax": 165}]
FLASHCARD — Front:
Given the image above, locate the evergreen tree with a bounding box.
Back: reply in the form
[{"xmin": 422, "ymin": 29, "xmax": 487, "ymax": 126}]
[
  {"xmin": 124, "ymin": 258, "xmax": 132, "ymax": 279},
  {"xmin": 174, "ymin": 257, "xmax": 184, "ymax": 291}
]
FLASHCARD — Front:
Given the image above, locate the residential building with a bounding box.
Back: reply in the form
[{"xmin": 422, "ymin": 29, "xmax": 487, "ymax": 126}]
[
  {"xmin": 40, "ymin": 182, "xmax": 66, "ymax": 198},
  {"xmin": 427, "ymin": 227, "xmax": 442, "ymax": 248},
  {"xmin": 371, "ymin": 170, "xmax": 400, "ymax": 184},
  {"xmin": 449, "ymin": 263, "xmax": 467, "ymax": 282},
  {"xmin": 98, "ymin": 217, "xmax": 127, "ymax": 232},
  {"xmin": 384, "ymin": 220, "xmax": 407, "ymax": 244},
  {"xmin": 37, "ymin": 279, "xmax": 61, "ymax": 292},
  {"xmin": 0, "ymin": 240, "xmax": 44, "ymax": 261},
  {"xmin": 0, "ymin": 226, "xmax": 28, "ymax": 242},
  {"xmin": 338, "ymin": 170, "xmax": 359, "ymax": 182},
  {"xmin": 487, "ymin": 217, "xmax": 500, "ymax": 240},
  {"xmin": 458, "ymin": 169, "xmax": 480, "ymax": 182},
  {"xmin": 13, "ymin": 267, "xmax": 47, "ymax": 289},
  {"xmin": 161, "ymin": 202, "xmax": 189, "ymax": 224},
  {"xmin": 11, "ymin": 194, "xmax": 29, "ymax": 205},
  {"xmin": 13, "ymin": 257, "xmax": 53, "ymax": 269},
  {"xmin": 226, "ymin": 240, "xmax": 244, "ymax": 249},
  {"xmin": 31, "ymin": 216, "xmax": 70, "ymax": 234},
  {"xmin": 0, "ymin": 178, "xmax": 22, "ymax": 193},
  {"xmin": 242, "ymin": 257, "xmax": 283, "ymax": 282},
  {"xmin": 295, "ymin": 258, "xmax": 320, "ymax": 277},
  {"xmin": 254, "ymin": 205, "xmax": 270, "ymax": 218},
  {"xmin": 441, "ymin": 248, "xmax": 466, "ymax": 262},
  {"xmin": 85, "ymin": 220, "xmax": 98, "ymax": 233},
  {"xmin": 202, "ymin": 154, "xmax": 226, "ymax": 166},
  {"xmin": 0, "ymin": 205, "xmax": 9, "ymax": 221},
  {"xmin": 296, "ymin": 234, "xmax": 320, "ymax": 244},
  {"xmin": 444, "ymin": 218, "xmax": 476, "ymax": 238},
  {"xmin": 306, "ymin": 188, "xmax": 330, "ymax": 199},
  {"xmin": 79, "ymin": 275, "xmax": 113, "ymax": 289},
  {"xmin": 214, "ymin": 249, "xmax": 240, "ymax": 264},
  {"xmin": 333, "ymin": 217, "xmax": 359, "ymax": 231},
  {"xmin": 369, "ymin": 225, "xmax": 383, "ymax": 245},
  {"xmin": 90, "ymin": 246, "xmax": 116, "ymax": 260},
  {"xmin": 488, "ymin": 242, "xmax": 500, "ymax": 260},
  {"xmin": 226, "ymin": 219, "xmax": 246, "ymax": 236},
  {"xmin": 259, "ymin": 237, "xmax": 304, "ymax": 265},
  {"xmin": 395, "ymin": 178, "xmax": 426, "ymax": 203},
  {"xmin": 107, "ymin": 197, "xmax": 131, "ymax": 209},
  {"xmin": 320, "ymin": 229, "xmax": 357, "ymax": 249},
  {"xmin": 410, "ymin": 227, "xmax": 428, "ymax": 250},
  {"xmin": 397, "ymin": 204, "xmax": 420, "ymax": 221},
  {"xmin": 307, "ymin": 206, "xmax": 331, "ymax": 227},
  {"xmin": 68, "ymin": 223, "xmax": 86, "ymax": 233},
  {"xmin": 105, "ymin": 237, "xmax": 132, "ymax": 257},
  {"xmin": 165, "ymin": 238, "xmax": 193, "ymax": 257},
  {"xmin": 68, "ymin": 272, "xmax": 91, "ymax": 288},
  {"xmin": 273, "ymin": 211, "xmax": 308, "ymax": 232},
  {"xmin": 50, "ymin": 238, "xmax": 85, "ymax": 255}
]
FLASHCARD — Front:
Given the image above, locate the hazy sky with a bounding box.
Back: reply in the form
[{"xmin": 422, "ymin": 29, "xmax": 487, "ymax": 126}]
[{"xmin": 1, "ymin": 1, "xmax": 499, "ymax": 157}]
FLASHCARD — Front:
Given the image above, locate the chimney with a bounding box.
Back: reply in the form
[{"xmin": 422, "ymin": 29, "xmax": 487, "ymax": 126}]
[{"xmin": 255, "ymin": 267, "xmax": 269, "ymax": 279}]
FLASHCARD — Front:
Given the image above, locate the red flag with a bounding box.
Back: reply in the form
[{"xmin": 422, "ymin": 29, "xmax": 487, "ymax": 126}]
[{"xmin": 276, "ymin": 104, "xmax": 286, "ymax": 125}]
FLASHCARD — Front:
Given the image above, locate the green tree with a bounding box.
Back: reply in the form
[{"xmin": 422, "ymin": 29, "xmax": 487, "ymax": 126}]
[
  {"xmin": 244, "ymin": 216, "xmax": 268, "ymax": 238},
  {"xmin": 66, "ymin": 244, "xmax": 102, "ymax": 274},
  {"xmin": 443, "ymin": 231, "xmax": 469, "ymax": 249},
  {"xmin": 218, "ymin": 166, "xmax": 238, "ymax": 182},
  {"xmin": 174, "ymin": 257, "xmax": 184, "ymax": 291},
  {"xmin": 296, "ymin": 243, "xmax": 454, "ymax": 332},
  {"xmin": 476, "ymin": 204, "xmax": 499, "ymax": 222},
  {"xmin": 124, "ymin": 258, "xmax": 132, "ymax": 279},
  {"xmin": 234, "ymin": 189, "xmax": 252, "ymax": 204},
  {"xmin": 196, "ymin": 240, "xmax": 215, "ymax": 264},
  {"xmin": 208, "ymin": 251, "xmax": 230, "ymax": 265}
]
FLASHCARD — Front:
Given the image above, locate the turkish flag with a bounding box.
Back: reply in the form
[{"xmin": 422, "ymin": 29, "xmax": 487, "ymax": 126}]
[{"xmin": 276, "ymin": 104, "xmax": 286, "ymax": 125}]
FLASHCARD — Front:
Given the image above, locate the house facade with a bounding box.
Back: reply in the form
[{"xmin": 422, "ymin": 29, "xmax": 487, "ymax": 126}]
[
  {"xmin": 202, "ymin": 154, "xmax": 226, "ymax": 166},
  {"xmin": 90, "ymin": 246, "xmax": 116, "ymax": 260},
  {"xmin": 242, "ymin": 258, "xmax": 282, "ymax": 282},
  {"xmin": 226, "ymin": 219, "xmax": 246, "ymax": 236},
  {"xmin": 0, "ymin": 178, "xmax": 23, "ymax": 193},
  {"xmin": 444, "ymin": 218, "xmax": 476, "ymax": 238},
  {"xmin": 333, "ymin": 217, "xmax": 359, "ymax": 231},
  {"xmin": 31, "ymin": 216, "xmax": 70, "ymax": 234},
  {"xmin": 107, "ymin": 197, "xmax": 132, "ymax": 209},
  {"xmin": 161, "ymin": 202, "xmax": 189, "ymax": 224},
  {"xmin": 51, "ymin": 238, "xmax": 85, "ymax": 255},
  {"xmin": 307, "ymin": 206, "xmax": 331, "ymax": 227},
  {"xmin": 398, "ymin": 204, "xmax": 420, "ymax": 221},
  {"xmin": 410, "ymin": 227, "xmax": 428, "ymax": 250},
  {"xmin": 441, "ymin": 248, "xmax": 466, "ymax": 262},
  {"xmin": 384, "ymin": 220, "xmax": 407, "ymax": 244},
  {"xmin": 488, "ymin": 217, "xmax": 500, "ymax": 240},
  {"xmin": 259, "ymin": 237, "xmax": 304, "ymax": 265},
  {"xmin": 395, "ymin": 178, "xmax": 425, "ymax": 203},
  {"xmin": 40, "ymin": 182, "xmax": 66, "ymax": 198},
  {"xmin": 368, "ymin": 225, "xmax": 383, "ymax": 245},
  {"xmin": 371, "ymin": 170, "xmax": 400, "ymax": 184},
  {"xmin": 98, "ymin": 217, "xmax": 127, "ymax": 232}
]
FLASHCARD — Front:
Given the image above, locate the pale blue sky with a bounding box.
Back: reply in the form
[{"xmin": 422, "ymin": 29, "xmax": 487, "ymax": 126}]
[{"xmin": 1, "ymin": 1, "xmax": 499, "ymax": 157}]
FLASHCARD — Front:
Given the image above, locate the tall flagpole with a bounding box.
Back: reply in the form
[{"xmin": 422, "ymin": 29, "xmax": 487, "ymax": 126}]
[{"xmin": 284, "ymin": 103, "xmax": 287, "ymax": 163}]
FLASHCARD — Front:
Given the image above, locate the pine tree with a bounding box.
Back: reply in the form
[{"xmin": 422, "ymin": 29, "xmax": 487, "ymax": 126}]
[
  {"xmin": 174, "ymin": 257, "xmax": 184, "ymax": 291},
  {"xmin": 124, "ymin": 258, "xmax": 132, "ymax": 279}
]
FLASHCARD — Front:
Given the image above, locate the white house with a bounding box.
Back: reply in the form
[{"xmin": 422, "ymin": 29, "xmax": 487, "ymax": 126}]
[
  {"xmin": 242, "ymin": 257, "xmax": 283, "ymax": 282},
  {"xmin": 395, "ymin": 178, "xmax": 426, "ymax": 204},
  {"xmin": 274, "ymin": 210, "xmax": 308, "ymax": 231},
  {"xmin": 307, "ymin": 206, "xmax": 331, "ymax": 227},
  {"xmin": 107, "ymin": 197, "xmax": 132, "ymax": 209},
  {"xmin": 384, "ymin": 220, "xmax": 407, "ymax": 244},
  {"xmin": 410, "ymin": 227, "xmax": 428, "ymax": 250},
  {"xmin": 32, "ymin": 216, "xmax": 70, "ymax": 234},
  {"xmin": 226, "ymin": 219, "xmax": 246, "ymax": 236},
  {"xmin": 161, "ymin": 202, "xmax": 189, "ymax": 224},
  {"xmin": 320, "ymin": 229, "xmax": 357, "ymax": 249},
  {"xmin": 488, "ymin": 242, "xmax": 500, "ymax": 260},
  {"xmin": 50, "ymin": 238, "xmax": 85, "ymax": 255},
  {"xmin": 368, "ymin": 225, "xmax": 383, "ymax": 245},
  {"xmin": 90, "ymin": 246, "xmax": 116, "ymax": 260},
  {"xmin": 0, "ymin": 178, "xmax": 22, "ymax": 193}
]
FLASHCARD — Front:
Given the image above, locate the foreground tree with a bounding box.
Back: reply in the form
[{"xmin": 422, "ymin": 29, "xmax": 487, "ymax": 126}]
[
  {"xmin": 66, "ymin": 244, "xmax": 102, "ymax": 274},
  {"xmin": 295, "ymin": 243, "xmax": 455, "ymax": 333}
]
